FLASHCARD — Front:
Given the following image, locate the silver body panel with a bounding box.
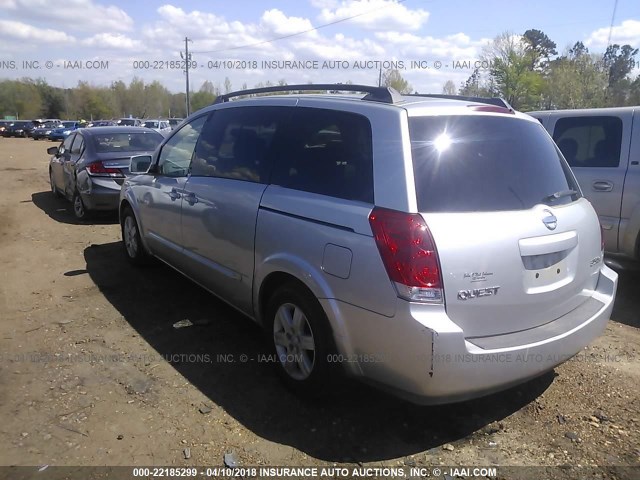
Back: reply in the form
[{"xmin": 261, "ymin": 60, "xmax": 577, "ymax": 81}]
[{"xmin": 121, "ymin": 94, "xmax": 618, "ymax": 403}]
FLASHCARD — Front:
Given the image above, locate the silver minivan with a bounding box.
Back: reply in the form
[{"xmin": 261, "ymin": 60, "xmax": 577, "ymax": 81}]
[{"xmin": 119, "ymin": 85, "xmax": 617, "ymax": 404}]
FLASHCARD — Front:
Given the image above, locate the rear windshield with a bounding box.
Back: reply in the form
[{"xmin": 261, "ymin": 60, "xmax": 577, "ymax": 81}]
[
  {"xmin": 409, "ymin": 115, "xmax": 580, "ymax": 212},
  {"xmin": 93, "ymin": 132, "xmax": 162, "ymax": 152},
  {"xmin": 143, "ymin": 121, "xmax": 159, "ymax": 128}
]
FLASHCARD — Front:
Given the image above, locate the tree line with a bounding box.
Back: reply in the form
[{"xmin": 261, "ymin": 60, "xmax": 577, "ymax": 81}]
[
  {"xmin": 451, "ymin": 29, "xmax": 640, "ymax": 110},
  {"xmin": 1, "ymin": 29, "xmax": 638, "ymax": 120}
]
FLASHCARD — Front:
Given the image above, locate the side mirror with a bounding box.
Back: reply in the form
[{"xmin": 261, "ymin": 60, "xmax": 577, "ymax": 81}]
[
  {"xmin": 47, "ymin": 146, "xmax": 59, "ymax": 156},
  {"xmin": 129, "ymin": 154, "xmax": 153, "ymax": 174}
]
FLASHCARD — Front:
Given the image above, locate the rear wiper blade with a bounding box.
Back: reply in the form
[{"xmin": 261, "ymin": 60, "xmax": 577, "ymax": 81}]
[{"xmin": 542, "ymin": 189, "xmax": 579, "ymax": 202}]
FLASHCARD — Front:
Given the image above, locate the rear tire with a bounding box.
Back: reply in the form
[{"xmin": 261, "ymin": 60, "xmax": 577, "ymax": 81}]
[
  {"xmin": 266, "ymin": 283, "xmax": 336, "ymax": 397},
  {"xmin": 72, "ymin": 191, "xmax": 90, "ymax": 220},
  {"xmin": 121, "ymin": 207, "xmax": 151, "ymax": 266}
]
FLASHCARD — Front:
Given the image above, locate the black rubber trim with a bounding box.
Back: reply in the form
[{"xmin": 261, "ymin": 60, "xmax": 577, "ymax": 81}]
[{"xmin": 259, "ymin": 206, "xmax": 355, "ymax": 233}]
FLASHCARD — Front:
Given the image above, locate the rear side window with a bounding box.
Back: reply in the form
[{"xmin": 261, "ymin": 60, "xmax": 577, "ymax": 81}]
[
  {"xmin": 553, "ymin": 116, "xmax": 622, "ymax": 168},
  {"xmin": 271, "ymin": 108, "xmax": 374, "ymax": 203},
  {"xmin": 409, "ymin": 116, "xmax": 580, "ymax": 212},
  {"xmin": 70, "ymin": 134, "xmax": 84, "ymax": 154}
]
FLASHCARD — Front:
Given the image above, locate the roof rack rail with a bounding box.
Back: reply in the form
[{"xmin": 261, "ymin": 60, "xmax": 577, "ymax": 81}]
[
  {"xmin": 213, "ymin": 84, "xmax": 403, "ymax": 104},
  {"xmin": 405, "ymin": 93, "xmax": 513, "ymax": 110}
]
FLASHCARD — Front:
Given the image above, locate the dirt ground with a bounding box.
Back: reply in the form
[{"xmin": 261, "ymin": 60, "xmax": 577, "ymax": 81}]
[{"xmin": 0, "ymin": 137, "xmax": 638, "ymax": 479}]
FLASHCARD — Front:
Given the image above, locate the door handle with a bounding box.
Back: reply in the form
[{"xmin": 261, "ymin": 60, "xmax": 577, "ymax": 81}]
[
  {"xmin": 592, "ymin": 181, "xmax": 613, "ymax": 192},
  {"xmin": 168, "ymin": 189, "xmax": 181, "ymax": 201},
  {"xmin": 184, "ymin": 192, "xmax": 198, "ymax": 205}
]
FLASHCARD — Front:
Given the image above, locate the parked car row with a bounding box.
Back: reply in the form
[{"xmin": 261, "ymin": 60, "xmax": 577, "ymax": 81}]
[
  {"xmin": 0, "ymin": 119, "xmax": 84, "ymax": 139},
  {"xmin": 2, "ymin": 117, "xmax": 184, "ymax": 140},
  {"xmin": 46, "ymin": 85, "xmax": 619, "ymax": 406}
]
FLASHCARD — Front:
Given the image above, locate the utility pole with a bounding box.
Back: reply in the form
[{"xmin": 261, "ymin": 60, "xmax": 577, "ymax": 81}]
[
  {"xmin": 180, "ymin": 37, "xmax": 192, "ymax": 116},
  {"xmin": 378, "ymin": 67, "xmax": 382, "ymax": 87}
]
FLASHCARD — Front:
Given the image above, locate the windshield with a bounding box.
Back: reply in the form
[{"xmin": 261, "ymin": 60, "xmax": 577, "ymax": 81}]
[
  {"xmin": 409, "ymin": 115, "xmax": 581, "ymax": 212},
  {"xmin": 93, "ymin": 132, "xmax": 163, "ymax": 152},
  {"xmin": 118, "ymin": 119, "xmax": 137, "ymax": 126},
  {"xmin": 62, "ymin": 122, "xmax": 76, "ymax": 128},
  {"xmin": 143, "ymin": 121, "xmax": 159, "ymax": 128}
]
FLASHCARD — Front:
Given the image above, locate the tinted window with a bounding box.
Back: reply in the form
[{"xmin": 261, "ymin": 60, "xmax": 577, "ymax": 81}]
[
  {"xmin": 143, "ymin": 121, "xmax": 159, "ymax": 128},
  {"xmin": 61, "ymin": 133, "xmax": 75, "ymax": 151},
  {"xmin": 409, "ymin": 116, "xmax": 580, "ymax": 212},
  {"xmin": 93, "ymin": 132, "xmax": 163, "ymax": 153},
  {"xmin": 157, "ymin": 116, "xmax": 207, "ymax": 177},
  {"xmin": 191, "ymin": 107, "xmax": 289, "ymax": 183},
  {"xmin": 271, "ymin": 108, "xmax": 374, "ymax": 203},
  {"xmin": 70, "ymin": 134, "xmax": 84, "ymax": 154},
  {"xmin": 553, "ymin": 116, "xmax": 622, "ymax": 168}
]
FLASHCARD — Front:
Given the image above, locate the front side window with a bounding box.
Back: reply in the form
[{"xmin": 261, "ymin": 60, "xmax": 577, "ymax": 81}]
[
  {"xmin": 410, "ymin": 115, "xmax": 580, "ymax": 212},
  {"xmin": 157, "ymin": 116, "xmax": 207, "ymax": 177},
  {"xmin": 191, "ymin": 107, "xmax": 289, "ymax": 182},
  {"xmin": 270, "ymin": 108, "xmax": 374, "ymax": 203},
  {"xmin": 553, "ymin": 116, "xmax": 623, "ymax": 168}
]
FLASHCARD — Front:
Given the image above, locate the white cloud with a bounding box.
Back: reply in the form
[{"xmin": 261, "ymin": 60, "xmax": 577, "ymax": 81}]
[
  {"xmin": 586, "ymin": 19, "xmax": 640, "ymax": 49},
  {"xmin": 144, "ymin": 5, "xmax": 264, "ymax": 54},
  {"xmin": 293, "ymin": 33, "xmax": 384, "ymax": 60},
  {"xmin": 2, "ymin": 0, "xmax": 133, "ymax": 32},
  {"xmin": 310, "ymin": 0, "xmax": 338, "ymax": 8},
  {"xmin": 375, "ymin": 31, "xmax": 491, "ymax": 59},
  {"xmin": 260, "ymin": 9, "xmax": 316, "ymax": 36},
  {"xmin": 81, "ymin": 33, "xmax": 143, "ymax": 51},
  {"xmin": 318, "ymin": 0, "xmax": 429, "ymax": 31},
  {"xmin": 0, "ymin": 20, "xmax": 75, "ymax": 43}
]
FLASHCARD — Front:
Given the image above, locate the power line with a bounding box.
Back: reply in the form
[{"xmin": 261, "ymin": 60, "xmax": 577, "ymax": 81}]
[
  {"xmin": 606, "ymin": 0, "xmax": 619, "ymax": 48},
  {"xmin": 191, "ymin": 0, "xmax": 407, "ymax": 54}
]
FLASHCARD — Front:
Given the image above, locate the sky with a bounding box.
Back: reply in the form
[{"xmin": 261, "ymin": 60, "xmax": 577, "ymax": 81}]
[{"xmin": 0, "ymin": 0, "xmax": 639, "ymax": 94}]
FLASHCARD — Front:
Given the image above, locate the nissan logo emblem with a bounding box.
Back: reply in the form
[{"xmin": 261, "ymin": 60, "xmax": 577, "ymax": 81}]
[{"xmin": 542, "ymin": 209, "xmax": 557, "ymax": 230}]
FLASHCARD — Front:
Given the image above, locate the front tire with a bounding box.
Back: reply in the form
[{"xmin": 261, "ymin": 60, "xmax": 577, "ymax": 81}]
[
  {"xmin": 121, "ymin": 207, "xmax": 150, "ymax": 265},
  {"xmin": 266, "ymin": 283, "xmax": 335, "ymax": 396},
  {"xmin": 50, "ymin": 170, "xmax": 61, "ymax": 198}
]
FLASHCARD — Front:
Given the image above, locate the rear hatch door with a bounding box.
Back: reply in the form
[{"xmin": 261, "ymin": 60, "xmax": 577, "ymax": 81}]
[{"xmin": 409, "ymin": 112, "xmax": 603, "ymax": 337}]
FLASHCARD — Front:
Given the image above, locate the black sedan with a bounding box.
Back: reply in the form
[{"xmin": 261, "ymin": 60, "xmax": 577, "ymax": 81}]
[
  {"xmin": 3, "ymin": 121, "xmax": 35, "ymax": 137},
  {"xmin": 48, "ymin": 127, "xmax": 163, "ymax": 219}
]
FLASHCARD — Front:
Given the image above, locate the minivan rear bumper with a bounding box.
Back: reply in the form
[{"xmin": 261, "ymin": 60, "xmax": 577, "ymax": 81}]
[{"xmin": 322, "ymin": 264, "xmax": 617, "ymax": 405}]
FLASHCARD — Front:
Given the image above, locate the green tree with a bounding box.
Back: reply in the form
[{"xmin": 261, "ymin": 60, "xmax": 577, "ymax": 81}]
[
  {"xmin": 190, "ymin": 90, "xmax": 216, "ymax": 112},
  {"xmin": 523, "ymin": 29, "xmax": 557, "ymax": 71},
  {"xmin": 482, "ymin": 32, "xmax": 543, "ymax": 109},
  {"xmin": 442, "ymin": 80, "xmax": 456, "ymax": 95},
  {"xmin": 458, "ymin": 68, "xmax": 494, "ymax": 97},
  {"xmin": 603, "ymin": 44, "xmax": 639, "ymax": 106},
  {"xmin": 543, "ymin": 44, "xmax": 608, "ymax": 109},
  {"xmin": 382, "ymin": 69, "xmax": 413, "ymax": 94}
]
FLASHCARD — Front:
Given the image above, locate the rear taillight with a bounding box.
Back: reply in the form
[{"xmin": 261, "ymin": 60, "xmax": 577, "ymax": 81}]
[
  {"xmin": 88, "ymin": 162, "xmax": 124, "ymax": 178},
  {"xmin": 368, "ymin": 207, "xmax": 443, "ymax": 303}
]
